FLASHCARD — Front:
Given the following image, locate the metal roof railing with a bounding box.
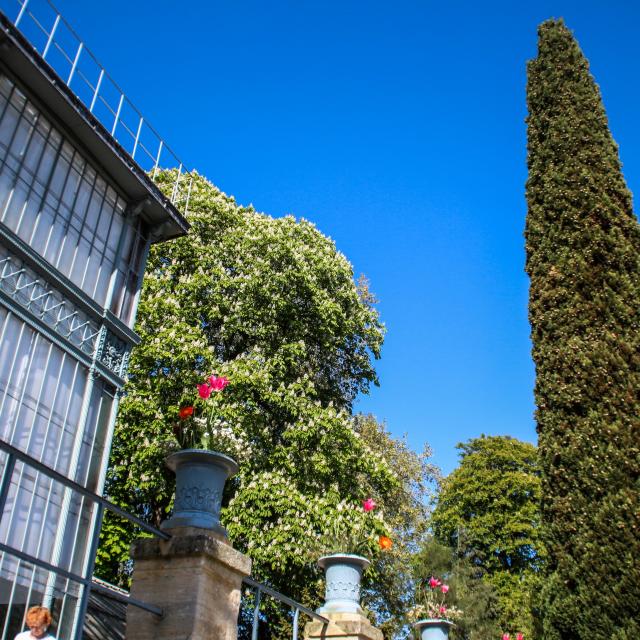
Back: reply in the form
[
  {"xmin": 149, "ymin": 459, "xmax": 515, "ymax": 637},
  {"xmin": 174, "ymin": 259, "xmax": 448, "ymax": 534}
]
[{"xmin": 0, "ymin": 0, "xmax": 193, "ymax": 214}]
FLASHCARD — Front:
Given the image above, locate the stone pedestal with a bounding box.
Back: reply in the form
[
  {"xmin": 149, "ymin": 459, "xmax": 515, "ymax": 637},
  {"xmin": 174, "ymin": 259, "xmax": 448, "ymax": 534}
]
[
  {"xmin": 126, "ymin": 527, "xmax": 252, "ymax": 640},
  {"xmin": 305, "ymin": 612, "xmax": 384, "ymax": 640}
]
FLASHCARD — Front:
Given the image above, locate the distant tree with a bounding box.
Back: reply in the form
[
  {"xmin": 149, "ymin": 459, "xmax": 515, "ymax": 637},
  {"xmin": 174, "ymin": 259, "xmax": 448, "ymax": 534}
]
[
  {"xmin": 430, "ymin": 436, "xmax": 542, "ymax": 636},
  {"xmin": 412, "ymin": 537, "xmax": 499, "ymax": 640},
  {"xmin": 526, "ymin": 19, "xmax": 640, "ymax": 639}
]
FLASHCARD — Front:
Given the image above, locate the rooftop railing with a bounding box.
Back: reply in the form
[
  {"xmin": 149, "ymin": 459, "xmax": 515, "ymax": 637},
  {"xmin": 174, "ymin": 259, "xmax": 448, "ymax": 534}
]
[{"xmin": 0, "ymin": 0, "xmax": 193, "ymax": 214}]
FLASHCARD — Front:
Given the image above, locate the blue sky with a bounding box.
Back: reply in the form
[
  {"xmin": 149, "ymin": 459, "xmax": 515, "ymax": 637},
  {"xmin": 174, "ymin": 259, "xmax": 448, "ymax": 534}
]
[{"xmin": 35, "ymin": 0, "xmax": 640, "ymax": 474}]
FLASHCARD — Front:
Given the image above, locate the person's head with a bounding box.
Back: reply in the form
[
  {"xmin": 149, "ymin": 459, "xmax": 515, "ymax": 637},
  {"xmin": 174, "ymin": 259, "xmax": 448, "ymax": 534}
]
[{"xmin": 25, "ymin": 607, "xmax": 52, "ymax": 638}]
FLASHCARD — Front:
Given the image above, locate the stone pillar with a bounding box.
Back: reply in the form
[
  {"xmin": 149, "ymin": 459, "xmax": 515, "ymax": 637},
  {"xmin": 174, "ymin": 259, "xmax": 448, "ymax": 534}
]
[
  {"xmin": 305, "ymin": 612, "xmax": 384, "ymax": 640},
  {"xmin": 126, "ymin": 527, "xmax": 252, "ymax": 640}
]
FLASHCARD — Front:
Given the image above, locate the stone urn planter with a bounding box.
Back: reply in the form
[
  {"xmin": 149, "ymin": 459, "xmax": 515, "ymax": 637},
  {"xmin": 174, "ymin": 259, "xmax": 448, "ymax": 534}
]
[
  {"xmin": 413, "ymin": 619, "xmax": 454, "ymax": 640},
  {"xmin": 161, "ymin": 449, "xmax": 238, "ymax": 536},
  {"xmin": 317, "ymin": 553, "xmax": 370, "ymax": 614}
]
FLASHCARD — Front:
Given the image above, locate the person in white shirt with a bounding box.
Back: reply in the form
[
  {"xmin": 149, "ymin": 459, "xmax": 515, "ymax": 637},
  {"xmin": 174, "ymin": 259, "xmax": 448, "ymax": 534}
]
[{"xmin": 14, "ymin": 606, "xmax": 54, "ymax": 640}]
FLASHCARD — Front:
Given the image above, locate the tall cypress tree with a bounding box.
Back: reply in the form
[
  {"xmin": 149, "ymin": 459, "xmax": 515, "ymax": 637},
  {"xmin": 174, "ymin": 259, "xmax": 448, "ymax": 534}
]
[{"xmin": 525, "ymin": 19, "xmax": 640, "ymax": 639}]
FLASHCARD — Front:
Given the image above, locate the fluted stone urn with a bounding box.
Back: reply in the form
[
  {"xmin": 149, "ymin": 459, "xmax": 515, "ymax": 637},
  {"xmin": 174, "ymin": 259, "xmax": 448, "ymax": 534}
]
[
  {"xmin": 317, "ymin": 553, "xmax": 370, "ymax": 614},
  {"xmin": 162, "ymin": 449, "xmax": 238, "ymax": 537},
  {"xmin": 413, "ymin": 619, "xmax": 454, "ymax": 640}
]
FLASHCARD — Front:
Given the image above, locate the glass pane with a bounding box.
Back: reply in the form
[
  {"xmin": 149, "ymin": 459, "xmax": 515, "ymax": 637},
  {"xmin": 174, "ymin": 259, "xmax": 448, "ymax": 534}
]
[{"xmin": 0, "ymin": 75, "xmax": 130, "ymax": 308}]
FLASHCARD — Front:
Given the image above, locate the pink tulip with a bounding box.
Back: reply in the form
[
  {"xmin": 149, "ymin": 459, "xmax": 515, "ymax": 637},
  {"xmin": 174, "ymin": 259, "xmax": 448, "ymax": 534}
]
[
  {"xmin": 197, "ymin": 383, "xmax": 212, "ymax": 399},
  {"xmin": 362, "ymin": 498, "xmax": 376, "ymax": 512},
  {"xmin": 516, "ymin": 635, "xmax": 524, "ymax": 640},
  {"xmin": 439, "ymin": 606, "xmax": 446, "ymax": 614},
  {"xmin": 441, "ymin": 585, "xmax": 449, "ymax": 594},
  {"xmin": 209, "ymin": 375, "xmax": 229, "ymax": 391},
  {"xmin": 503, "ymin": 635, "xmax": 510, "ymax": 640},
  {"xmin": 428, "ymin": 577, "xmax": 441, "ymax": 589}
]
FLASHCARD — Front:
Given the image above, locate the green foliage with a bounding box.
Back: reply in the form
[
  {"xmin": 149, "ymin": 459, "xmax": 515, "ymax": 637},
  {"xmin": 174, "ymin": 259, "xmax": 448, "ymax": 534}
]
[
  {"xmin": 96, "ymin": 173, "xmax": 437, "ymax": 635},
  {"xmin": 354, "ymin": 415, "xmax": 440, "ymax": 638},
  {"xmin": 94, "ymin": 517, "xmax": 135, "ymax": 586},
  {"xmin": 430, "ymin": 436, "xmax": 542, "ymax": 636},
  {"xmin": 525, "ymin": 19, "xmax": 640, "ymax": 639}
]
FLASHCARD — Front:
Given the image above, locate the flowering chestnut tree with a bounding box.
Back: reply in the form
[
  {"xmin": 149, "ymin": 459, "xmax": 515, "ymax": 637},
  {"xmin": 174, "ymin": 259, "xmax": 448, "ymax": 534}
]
[{"xmin": 96, "ymin": 172, "xmax": 435, "ymax": 634}]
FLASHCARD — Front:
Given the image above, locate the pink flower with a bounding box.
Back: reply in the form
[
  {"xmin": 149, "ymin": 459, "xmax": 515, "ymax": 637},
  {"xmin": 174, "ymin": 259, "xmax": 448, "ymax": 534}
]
[
  {"xmin": 208, "ymin": 375, "xmax": 229, "ymax": 391},
  {"xmin": 363, "ymin": 498, "xmax": 376, "ymax": 512},
  {"xmin": 428, "ymin": 577, "xmax": 441, "ymax": 589},
  {"xmin": 503, "ymin": 635, "xmax": 510, "ymax": 640},
  {"xmin": 439, "ymin": 606, "xmax": 447, "ymax": 615},
  {"xmin": 441, "ymin": 584, "xmax": 449, "ymax": 594},
  {"xmin": 197, "ymin": 383, "xmax": 212, "ymax": 399},
  {"xmin": 516, "ymin": 635, "xmax": 524, "ymax": 640}
]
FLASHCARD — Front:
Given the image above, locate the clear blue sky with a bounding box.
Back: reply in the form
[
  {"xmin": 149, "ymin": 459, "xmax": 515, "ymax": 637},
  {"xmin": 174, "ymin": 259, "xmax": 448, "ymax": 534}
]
[{"xmin": 42, "ymin": 0, "xmax": 640, "ymax": 474}]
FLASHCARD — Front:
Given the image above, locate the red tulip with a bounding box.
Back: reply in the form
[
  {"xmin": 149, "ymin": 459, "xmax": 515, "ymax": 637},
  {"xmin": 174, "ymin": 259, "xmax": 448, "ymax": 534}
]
[
  {"xmin": 363, "ymin": 498, "xmax": 376, "ymax": 512},
  {"xmin": 516, "ymin": 634, "xmax": 524, "ymax": 640},
  {"xmin": 178, "ymin": 406, "xmax": 194, "ymax": 420},
  {"xmin": 428, "ymin": 577, "xmax": 441, "ymax": 589},
  {"xmin": 439, "ymin": 606, "xmax": 447, "ymax": 615}
]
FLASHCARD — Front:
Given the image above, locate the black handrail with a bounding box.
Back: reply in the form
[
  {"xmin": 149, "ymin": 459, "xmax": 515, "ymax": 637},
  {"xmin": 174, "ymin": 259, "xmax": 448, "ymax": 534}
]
[
  {"xmin": 0, "ymin": 438, "xmax": 167, "ymax": 626},
  {"xmin": 0, "ymin": 439, "xmax": 170, "ymax": 539},
  {"xmin": 242, "ymin": 576, "xmax": 329, "ymax": 640},
  {"xmin": 0, "ymin": 439, "xmax": 332, "ymax": 638}
]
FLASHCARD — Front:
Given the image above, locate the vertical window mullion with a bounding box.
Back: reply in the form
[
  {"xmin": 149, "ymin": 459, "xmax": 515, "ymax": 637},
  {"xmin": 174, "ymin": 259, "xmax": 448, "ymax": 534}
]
[
  {"xmin": 27, "ymin": 130, "xmax": 65, "ymax": 244},
  {"xmin": 0, "ymin": 560, "xmax": 34, "ymax": 640},
  {"xmin": 55, "ymin": 577, "xmax": 75, "ymax": 638},
  {"xmin": 0, "ymin": 338, "xmax": 54, "ymax": 564},
  {"xmin": 40, "ymin": 144, "xmax": 76, "ymax": 263},
  {"xmin": 17, "ymin": 338, "xmax": 55, "ymax": 464},
  {"xmin": 3, "ymin": 324, "xmax": 39, "ymax": 443},
  {"xmin": 103, "ymin": 212, "xmax": 132, "ymax": 315},
  {"xmin": 51, "ymin": 148, "xmax": 83, "ymax": 271},
  {"xmin": 0, "ymin": 89, "xmax": 29, "ymax": 180},
  {"xmin": 90, "ymin": 194, "xmax": 118, "ymax": 304},
  {"xmin": 0, "ymin": 83, "xmax": 19, "ymax": 139},
  {"xmin": 57, "ymin": 155, "xmax": 88, "ymax": 276},
  {"xmin": 21, "ymin": 358, "xmax": 79, "ymax": 614},
  {"xmin": 124, "ymin": 224, "xmax": 150, "ymax": 325},
  {"xmin": 12, "ymin": 109, "xmax": 41, "ymax": 234},
  {"xmin": 78, "ymin": 173, "xmax": 108, "ymax": 294},
  {"xmin": 0, "ymin": 98, "xmax": 31, "ymax": 225},
  {"xmin": 25, "ymin": 121, "xmax": 57, "ymax": 246},
  {"xmin": 0, "ymin": 308, "xmax": 16, "ymax": 421}
]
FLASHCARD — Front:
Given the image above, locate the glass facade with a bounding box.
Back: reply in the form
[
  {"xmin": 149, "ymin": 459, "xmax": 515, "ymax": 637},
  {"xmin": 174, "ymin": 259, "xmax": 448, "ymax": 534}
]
[
  {"xmin": 0, "ymin": 72, "xmax": 149, "ymax": 639},
  {"xmin": 0, "ymin": 74, "xmax": 148, "ymax": 326}
]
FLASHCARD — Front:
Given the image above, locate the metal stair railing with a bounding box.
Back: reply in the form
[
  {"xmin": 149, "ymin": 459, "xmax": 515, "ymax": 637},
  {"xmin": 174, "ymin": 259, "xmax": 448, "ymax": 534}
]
[
  {"xmin": 242, "ymin": 576, "xmax": 329, "ymax": 640},
  {"xmin": 0, "ymin": 439, "xmax": 331, "ymax": 640},
  {"xmin": 0, "ymin": 438, "xmax": 166, "ymax": 635}
]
